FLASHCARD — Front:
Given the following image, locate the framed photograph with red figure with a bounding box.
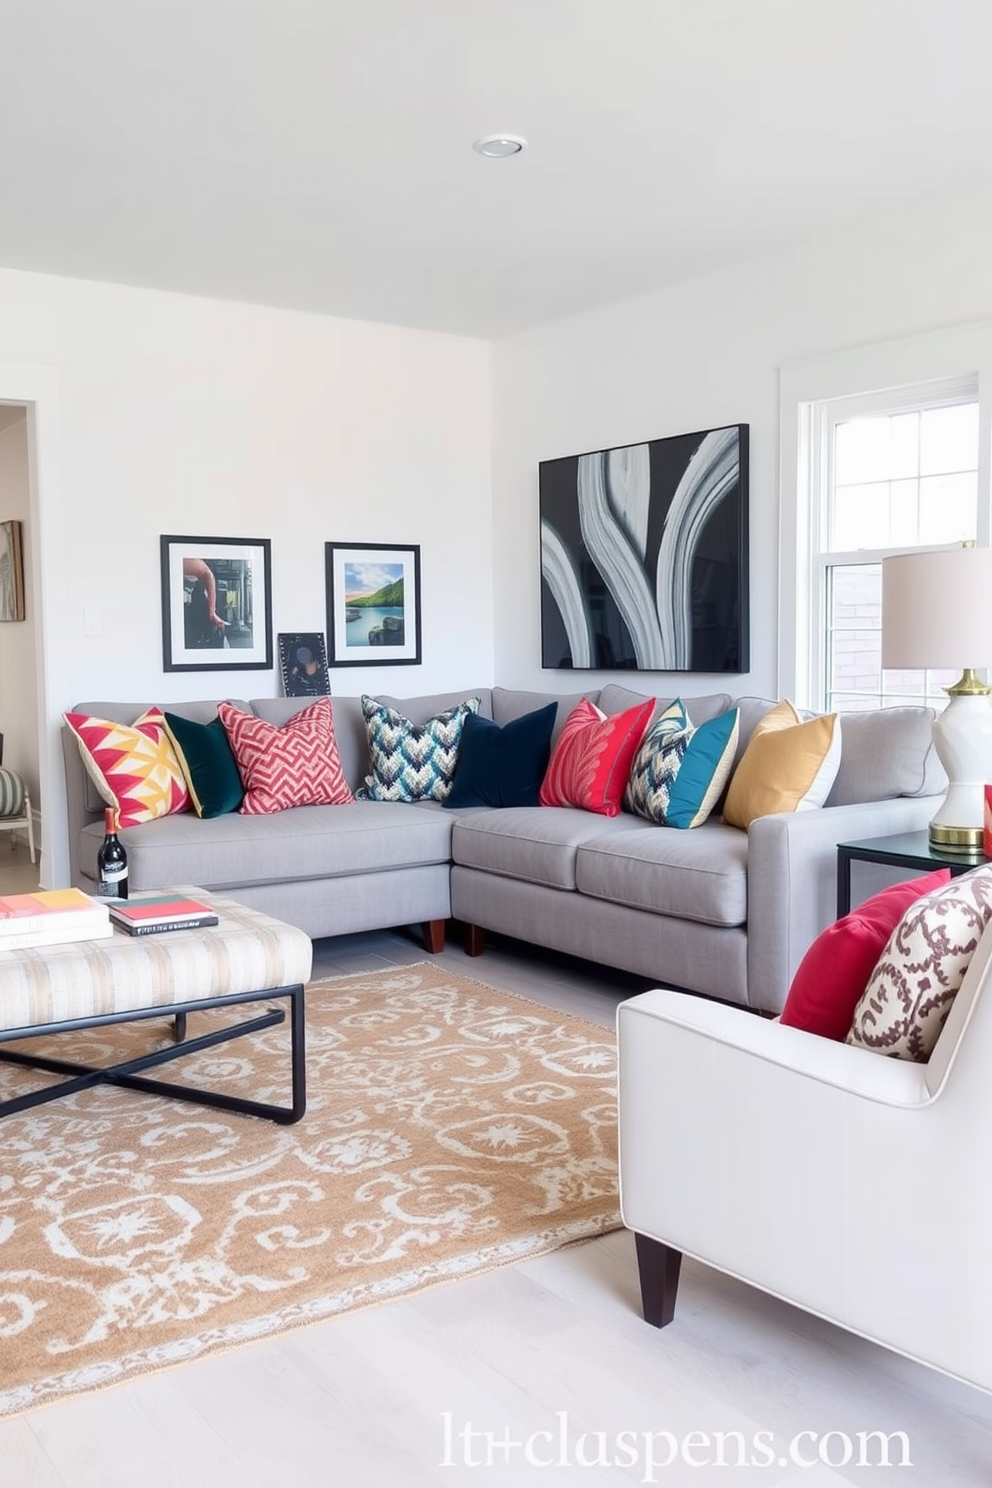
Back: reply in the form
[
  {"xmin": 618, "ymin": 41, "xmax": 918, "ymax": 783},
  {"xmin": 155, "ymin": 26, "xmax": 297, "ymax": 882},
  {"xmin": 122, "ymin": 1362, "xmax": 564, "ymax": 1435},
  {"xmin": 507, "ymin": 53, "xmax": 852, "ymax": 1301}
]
[{"xmin": 161, "ymin": 534, "xmax": 273, "ymax": 672}]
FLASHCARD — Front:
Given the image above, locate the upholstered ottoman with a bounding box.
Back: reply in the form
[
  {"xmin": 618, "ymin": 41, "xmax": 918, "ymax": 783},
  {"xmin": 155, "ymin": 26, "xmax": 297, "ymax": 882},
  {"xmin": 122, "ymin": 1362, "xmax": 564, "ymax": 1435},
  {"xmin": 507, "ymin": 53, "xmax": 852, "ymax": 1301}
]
[{"xmin": 0, "ymin": 890, "xmax": 312, "ymax": 1124}]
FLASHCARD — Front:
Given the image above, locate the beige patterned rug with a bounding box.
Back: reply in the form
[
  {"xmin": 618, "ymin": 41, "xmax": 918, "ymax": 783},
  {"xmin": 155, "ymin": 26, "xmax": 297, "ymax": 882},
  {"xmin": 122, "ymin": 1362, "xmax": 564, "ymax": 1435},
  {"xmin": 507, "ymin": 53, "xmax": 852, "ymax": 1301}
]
[{"xmin": 0, "ymin": 962, "xmax": 620, "ymax": 1417}]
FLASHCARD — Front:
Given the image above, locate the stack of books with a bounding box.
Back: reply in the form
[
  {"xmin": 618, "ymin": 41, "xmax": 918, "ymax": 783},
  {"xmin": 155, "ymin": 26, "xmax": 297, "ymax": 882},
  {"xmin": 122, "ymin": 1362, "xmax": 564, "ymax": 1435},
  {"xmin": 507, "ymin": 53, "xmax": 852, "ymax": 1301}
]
[
  {"xmin": 0, "ymin": 888, "xmax": 112, "ymax": 950},
  {"xmin": 108, "ymin": 893, "xmax": 219, "ymax": 937}
]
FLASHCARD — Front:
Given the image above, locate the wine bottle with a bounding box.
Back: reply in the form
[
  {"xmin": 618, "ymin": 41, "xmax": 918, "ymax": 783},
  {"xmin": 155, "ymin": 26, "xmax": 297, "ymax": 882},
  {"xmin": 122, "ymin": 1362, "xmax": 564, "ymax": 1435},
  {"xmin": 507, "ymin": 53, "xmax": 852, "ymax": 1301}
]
[{"xmin": 96, "ymin": 807, "xmax": 128, "ymax": 899}]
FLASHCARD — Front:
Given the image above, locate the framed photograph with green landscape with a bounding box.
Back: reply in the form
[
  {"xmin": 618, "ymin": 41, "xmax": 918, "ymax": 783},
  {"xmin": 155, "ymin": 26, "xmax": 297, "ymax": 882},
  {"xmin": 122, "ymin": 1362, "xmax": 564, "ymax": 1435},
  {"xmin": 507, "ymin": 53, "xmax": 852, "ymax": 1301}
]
[{"xmin": 324, "ymin": 542, "xmax": 422, "ymax": 667}]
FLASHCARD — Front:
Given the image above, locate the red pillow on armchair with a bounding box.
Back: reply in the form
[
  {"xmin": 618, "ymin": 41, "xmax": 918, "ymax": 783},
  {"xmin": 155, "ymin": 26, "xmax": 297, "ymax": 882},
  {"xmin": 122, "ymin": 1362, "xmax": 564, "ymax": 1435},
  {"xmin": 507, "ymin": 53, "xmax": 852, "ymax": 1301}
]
[{"xmin": 780, "ymin": 868, "xmax": 952, "ymax": 1041}]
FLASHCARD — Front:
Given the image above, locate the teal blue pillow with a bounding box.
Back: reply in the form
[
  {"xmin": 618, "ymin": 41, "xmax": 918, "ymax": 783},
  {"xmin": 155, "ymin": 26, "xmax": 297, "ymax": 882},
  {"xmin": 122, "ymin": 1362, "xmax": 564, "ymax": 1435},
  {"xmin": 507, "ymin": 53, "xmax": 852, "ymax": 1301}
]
[
  {"xmin": 163, "ymin": 712, "xmax": 244, "ymax": 818},
  {"xmin": 626, "ymin": 703, "xmax": 740, "ymax": 828}
]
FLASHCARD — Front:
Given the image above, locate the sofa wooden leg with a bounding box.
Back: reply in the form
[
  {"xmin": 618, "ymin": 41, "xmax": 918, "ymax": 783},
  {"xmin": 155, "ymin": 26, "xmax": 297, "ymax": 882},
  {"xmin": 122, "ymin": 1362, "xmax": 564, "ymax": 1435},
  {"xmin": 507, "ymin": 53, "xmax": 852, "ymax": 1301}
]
[
  {"xmin": 423, "ymin": 919, "xmax": 445, "ymax": 954},
  {"xmin": 634, "ymin": 1232, "xmax": 682, "ymax": 1328},
  {"xmin": 464, "ymin": 924, "xmax": 485, "ymax": 957}
]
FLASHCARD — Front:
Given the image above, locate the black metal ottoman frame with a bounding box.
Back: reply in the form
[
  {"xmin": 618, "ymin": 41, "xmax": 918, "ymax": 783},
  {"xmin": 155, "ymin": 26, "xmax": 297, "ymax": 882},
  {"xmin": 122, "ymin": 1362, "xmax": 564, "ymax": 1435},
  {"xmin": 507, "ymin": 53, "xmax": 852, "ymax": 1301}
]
[{"xmin": 0, "ymin": 981, "xmax": 306, "ymax": 1125}]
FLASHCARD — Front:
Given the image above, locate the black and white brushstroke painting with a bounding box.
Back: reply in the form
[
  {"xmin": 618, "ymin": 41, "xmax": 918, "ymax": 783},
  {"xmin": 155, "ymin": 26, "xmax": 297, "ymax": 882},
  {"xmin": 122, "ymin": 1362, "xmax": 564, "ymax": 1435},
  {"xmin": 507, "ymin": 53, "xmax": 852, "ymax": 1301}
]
[{"xmin": 539, "ymin": 424, "xmax": 749, "ymax": 673}]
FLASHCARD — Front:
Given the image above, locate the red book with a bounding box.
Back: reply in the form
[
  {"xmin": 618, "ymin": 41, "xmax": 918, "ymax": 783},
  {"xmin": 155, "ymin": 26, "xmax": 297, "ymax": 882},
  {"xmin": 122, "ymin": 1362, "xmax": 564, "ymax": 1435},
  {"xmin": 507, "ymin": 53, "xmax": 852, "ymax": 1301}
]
[{"xmin": 108, "ymin": 893, "xmax": 218, "ymax": 935}]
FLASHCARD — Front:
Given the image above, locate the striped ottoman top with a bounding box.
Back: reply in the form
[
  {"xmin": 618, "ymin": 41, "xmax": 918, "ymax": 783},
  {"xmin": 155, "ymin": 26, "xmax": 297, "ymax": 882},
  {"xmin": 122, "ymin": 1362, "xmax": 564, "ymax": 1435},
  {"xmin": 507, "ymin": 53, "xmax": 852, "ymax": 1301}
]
[{"xmin": 0, "ymin": 890, "xmax": 313, "ymax": 1035}]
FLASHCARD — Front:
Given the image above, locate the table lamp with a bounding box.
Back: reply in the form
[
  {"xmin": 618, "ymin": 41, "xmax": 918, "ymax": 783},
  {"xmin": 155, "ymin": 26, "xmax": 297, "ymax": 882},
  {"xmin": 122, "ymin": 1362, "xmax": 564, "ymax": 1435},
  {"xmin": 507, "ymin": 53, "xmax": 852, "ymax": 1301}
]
[{"xmin": 882, "ymin": 546, "xmax": 992, "ymax": 853}]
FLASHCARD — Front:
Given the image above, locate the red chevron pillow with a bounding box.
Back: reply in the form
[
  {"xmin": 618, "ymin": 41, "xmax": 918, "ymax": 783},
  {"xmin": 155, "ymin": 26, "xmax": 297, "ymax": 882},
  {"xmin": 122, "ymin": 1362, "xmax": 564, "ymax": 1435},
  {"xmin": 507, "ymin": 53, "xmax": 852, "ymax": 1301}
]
[
  {"xmin": 218, "ymin": 699, "xmax": 354, "ymax": 815},
  {"xmin": 539, "ymin": 697, "xmax": 654, "ymax": 816}
]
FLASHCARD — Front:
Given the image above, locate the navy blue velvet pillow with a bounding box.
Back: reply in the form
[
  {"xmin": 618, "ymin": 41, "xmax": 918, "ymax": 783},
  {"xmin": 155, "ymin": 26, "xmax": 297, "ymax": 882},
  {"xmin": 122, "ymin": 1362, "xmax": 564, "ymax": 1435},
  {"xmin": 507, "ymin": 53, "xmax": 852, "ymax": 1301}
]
[{"xmin": 445, "ymin": 703, "xmax": 557, "ymax": 809}]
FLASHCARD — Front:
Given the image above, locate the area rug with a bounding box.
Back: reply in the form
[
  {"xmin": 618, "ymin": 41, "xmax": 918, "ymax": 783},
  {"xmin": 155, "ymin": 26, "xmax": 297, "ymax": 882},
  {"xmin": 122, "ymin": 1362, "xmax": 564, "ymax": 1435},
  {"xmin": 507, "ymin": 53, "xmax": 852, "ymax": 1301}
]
[{"xmin": 0, "ymin": 962, "xmax": 620, "ymax": 1416}]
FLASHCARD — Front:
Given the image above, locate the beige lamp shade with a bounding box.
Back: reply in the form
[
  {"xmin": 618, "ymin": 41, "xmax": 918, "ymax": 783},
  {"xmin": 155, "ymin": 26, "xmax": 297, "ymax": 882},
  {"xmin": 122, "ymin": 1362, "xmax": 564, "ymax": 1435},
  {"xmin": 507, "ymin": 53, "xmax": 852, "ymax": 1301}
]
[
  {"xmin": 882, "ymin": 546, "xmax": 992, "ymax": 851},
  {"xmin": 882, "ymin": 547, "xmax": 992, "ymax": 671}
]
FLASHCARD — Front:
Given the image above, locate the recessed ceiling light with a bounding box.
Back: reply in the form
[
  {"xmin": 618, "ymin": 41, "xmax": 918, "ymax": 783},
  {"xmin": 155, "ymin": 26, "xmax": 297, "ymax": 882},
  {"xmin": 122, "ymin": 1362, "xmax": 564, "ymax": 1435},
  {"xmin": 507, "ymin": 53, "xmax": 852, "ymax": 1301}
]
[{"xmin": 473, "ymin": 134, "xmax": 527, "ymax": 158}]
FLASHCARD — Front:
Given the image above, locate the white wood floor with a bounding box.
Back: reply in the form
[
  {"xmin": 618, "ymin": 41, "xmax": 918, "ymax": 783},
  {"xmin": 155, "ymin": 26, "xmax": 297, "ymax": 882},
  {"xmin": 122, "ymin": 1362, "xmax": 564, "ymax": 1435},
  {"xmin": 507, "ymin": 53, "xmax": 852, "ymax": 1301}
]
[{"xmin": 1, "ymin": 856, "xmax": 989, "ymax": 1484}]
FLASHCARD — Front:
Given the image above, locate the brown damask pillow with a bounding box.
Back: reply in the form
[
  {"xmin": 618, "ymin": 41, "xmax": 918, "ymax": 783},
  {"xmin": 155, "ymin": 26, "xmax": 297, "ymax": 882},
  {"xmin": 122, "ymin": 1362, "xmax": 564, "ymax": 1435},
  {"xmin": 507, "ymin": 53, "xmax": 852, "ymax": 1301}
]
[{"xmin": 846, "ymin": 865, "xmax": 992, "ymax": 1062}]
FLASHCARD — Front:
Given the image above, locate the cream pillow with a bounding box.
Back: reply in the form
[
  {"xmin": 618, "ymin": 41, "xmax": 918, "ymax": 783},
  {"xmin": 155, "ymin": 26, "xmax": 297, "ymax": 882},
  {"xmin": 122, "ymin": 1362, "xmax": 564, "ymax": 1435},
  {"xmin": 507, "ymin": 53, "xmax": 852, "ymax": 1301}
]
[
  {"xmin": 722, "ymin": 700, "xmax": 842, "ymax": 830},
  {"xmin": 847, "ymin": 866, "xmax": 992, "ymax": 1061}
]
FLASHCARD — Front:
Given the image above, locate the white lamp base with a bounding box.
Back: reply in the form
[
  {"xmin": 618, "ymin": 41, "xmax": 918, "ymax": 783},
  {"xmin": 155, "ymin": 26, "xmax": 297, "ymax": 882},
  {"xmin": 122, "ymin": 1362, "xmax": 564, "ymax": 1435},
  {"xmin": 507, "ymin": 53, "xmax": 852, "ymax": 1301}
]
[{"xmin": 929, "ymin": 693, "xmax": 992, "ymax": 853}]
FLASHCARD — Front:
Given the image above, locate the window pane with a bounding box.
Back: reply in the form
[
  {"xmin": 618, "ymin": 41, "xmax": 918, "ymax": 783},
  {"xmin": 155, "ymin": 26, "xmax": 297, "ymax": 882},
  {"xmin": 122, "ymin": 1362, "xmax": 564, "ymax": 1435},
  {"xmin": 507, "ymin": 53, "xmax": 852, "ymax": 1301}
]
[
  {"xmin": 830, "ymin": 628, "xmax": 882, "ymax": 694},
  {"xmin": 832, "ymin": 482, "xmax": 891, "ymax": 549},
  {"xmin": 825, "ymin": 562, "xmax": 953, "ymax": 712},
  {"xmin": 830, "ymin": 564, "xmax": 879, "ymax": 613},
  {"xmin": 834, "ymin": 418, "xmax": 891, "ymax": 485},
  {"xmin": 877, "ymin": 668, "xmax": 952, "ymax": 708},
  {"xmin": 927, "ymin": 671, "xmax": 956, "ymax": 705},
  {"xmin": 831, "ymin": 485, "xmax": 867, "ymax": 550},
  {"xmin": 920, "ymin": 403, "xmax": 979, "ymax": 476},
  {"xmin": 829, "ymin": 692, "xmax": 883, "ymax": 712},
  {"xmin": 889, "ymin": 413, "xmax": 919, "ymax": 479},
  {"xmin": 881, "ymin": 669, "xmax": 927, "ymax": 696},
  {"xmin": 828, "ymin": 399, "xmax": 978, "ymax": 553},
  {"xmin": 827, "ymin": 564, "xmax": 882, "ymax": 703},
  {"xmin": 888, "ymin": 477, "xmax": 919, "ymax": 545},
  {"xmin": 918, "ymin": 472, "xmax": 977, "ymax": 545}
]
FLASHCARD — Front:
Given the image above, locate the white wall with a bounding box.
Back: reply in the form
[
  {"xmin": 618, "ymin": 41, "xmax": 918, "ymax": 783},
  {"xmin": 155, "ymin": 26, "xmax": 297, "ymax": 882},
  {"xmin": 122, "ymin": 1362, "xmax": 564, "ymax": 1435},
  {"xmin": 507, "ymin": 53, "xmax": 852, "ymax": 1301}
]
[
  {"xmin": 0, "ymin": 409, "xmax": 40, "ymax": 814},
  {"xmin": 491, "ymin": 192, "xmax": 992, "ymax": 699},
  {"xmin": 12, "ymin": 188, "xmax": 992, "ymax": 884},
  {"xmin": 0, "ymin": 268, "xmax": 493, "ymax": 883}
]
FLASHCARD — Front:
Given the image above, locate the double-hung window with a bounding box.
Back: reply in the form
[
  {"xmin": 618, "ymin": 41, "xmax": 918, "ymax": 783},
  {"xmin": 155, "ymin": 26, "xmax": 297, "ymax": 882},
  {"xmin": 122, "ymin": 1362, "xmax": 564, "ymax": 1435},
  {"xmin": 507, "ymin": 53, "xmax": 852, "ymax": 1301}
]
[
  {"xmin": 815, "ymin": 381, "xmax": 978, "ymax": 712},
  {"xmin": 780, "ymin": 323, "xmax": 992, "ymax": 713}
]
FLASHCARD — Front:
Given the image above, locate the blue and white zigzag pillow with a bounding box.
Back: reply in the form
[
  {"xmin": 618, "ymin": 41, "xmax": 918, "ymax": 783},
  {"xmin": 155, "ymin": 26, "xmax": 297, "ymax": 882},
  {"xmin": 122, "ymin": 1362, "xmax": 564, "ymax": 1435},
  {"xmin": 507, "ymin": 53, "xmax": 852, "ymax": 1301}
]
[
  {"xmin": 357, "ymin": 695, "xmax": 482, "ymax": 802},
  {"xmin": 625, "ymin": 700, "xmax": 740, "ymax": 829}
]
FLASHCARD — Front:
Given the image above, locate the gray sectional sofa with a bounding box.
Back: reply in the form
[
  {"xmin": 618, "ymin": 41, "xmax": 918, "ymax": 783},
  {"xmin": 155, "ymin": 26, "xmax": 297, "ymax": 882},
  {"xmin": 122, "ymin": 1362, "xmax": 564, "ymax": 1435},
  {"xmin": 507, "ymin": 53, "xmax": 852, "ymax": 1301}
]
[{"xmin": 61, "ymin": 685, "xmax": 944, "ymax": 1014}]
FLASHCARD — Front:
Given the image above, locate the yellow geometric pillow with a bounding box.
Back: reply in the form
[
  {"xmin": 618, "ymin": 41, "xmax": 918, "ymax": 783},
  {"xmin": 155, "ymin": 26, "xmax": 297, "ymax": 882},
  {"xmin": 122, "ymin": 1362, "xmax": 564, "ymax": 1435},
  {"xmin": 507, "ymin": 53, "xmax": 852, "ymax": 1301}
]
[
  {"xmin": 722, "ymin": 700, "xmax": 842, "ymax": 830},
  {"xmin": 63, "ymin": 706, "xmax": 190, "ymax": 827}
]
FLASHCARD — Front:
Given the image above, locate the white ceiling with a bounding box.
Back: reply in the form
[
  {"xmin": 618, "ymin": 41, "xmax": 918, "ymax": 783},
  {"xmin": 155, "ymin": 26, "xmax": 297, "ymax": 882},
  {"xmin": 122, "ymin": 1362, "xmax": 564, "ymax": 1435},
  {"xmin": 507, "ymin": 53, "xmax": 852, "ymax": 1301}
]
[{"xmin": 1, "ymin": 0, "xmax": 990, "ymax": 339}]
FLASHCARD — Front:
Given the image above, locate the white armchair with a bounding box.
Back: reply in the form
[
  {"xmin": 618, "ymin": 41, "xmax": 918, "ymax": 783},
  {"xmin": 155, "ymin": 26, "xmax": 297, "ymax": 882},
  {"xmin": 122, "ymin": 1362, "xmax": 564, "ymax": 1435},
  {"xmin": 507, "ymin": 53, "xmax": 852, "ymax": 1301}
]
[{"xmin": 617, "ymin": 918, "xmax": 992, "ymax": 1395}]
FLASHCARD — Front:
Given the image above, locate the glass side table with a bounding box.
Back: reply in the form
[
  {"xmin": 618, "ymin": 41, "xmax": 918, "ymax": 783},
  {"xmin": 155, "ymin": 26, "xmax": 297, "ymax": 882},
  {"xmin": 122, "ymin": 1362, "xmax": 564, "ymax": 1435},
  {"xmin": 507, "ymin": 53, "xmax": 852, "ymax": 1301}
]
[{"xmin": 836, "ymin": 831, "xmax": 987, "ymax": 918}]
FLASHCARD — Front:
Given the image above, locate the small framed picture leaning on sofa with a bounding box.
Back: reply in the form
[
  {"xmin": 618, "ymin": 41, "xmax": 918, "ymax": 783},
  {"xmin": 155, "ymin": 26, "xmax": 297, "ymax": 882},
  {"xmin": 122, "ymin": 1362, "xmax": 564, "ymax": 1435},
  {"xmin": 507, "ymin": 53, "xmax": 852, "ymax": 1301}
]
[{"xmin": 278, "ymin": 632, "xmax": 331, "ymax": 697}]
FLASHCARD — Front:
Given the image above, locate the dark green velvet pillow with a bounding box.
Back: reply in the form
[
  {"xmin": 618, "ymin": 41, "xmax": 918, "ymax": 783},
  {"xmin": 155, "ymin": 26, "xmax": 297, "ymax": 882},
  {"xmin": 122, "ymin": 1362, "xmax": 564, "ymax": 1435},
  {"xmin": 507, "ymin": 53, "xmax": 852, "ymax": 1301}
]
[{"xmin": 163, "ymin": 712, "xmax": 244, "ymax": 818}]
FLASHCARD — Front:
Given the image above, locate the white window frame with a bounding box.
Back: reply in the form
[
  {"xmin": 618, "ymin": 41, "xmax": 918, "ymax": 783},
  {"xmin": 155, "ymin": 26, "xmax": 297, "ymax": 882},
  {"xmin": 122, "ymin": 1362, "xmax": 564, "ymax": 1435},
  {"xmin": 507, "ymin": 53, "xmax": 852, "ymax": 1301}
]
[
  {"xmin": 812, "ymin": 376, "xmax": 979, "ymax": 710},
  {"xmin": 779, "ymin": 321, "xmax": 992, "ymax": 710}
]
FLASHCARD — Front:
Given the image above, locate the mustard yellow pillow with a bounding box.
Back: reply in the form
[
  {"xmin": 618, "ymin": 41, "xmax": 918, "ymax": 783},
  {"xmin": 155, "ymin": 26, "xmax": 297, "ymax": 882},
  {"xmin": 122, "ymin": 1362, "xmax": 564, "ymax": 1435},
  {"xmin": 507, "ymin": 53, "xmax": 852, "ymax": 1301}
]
[{"xmin": 722, "ymin": 700, "xmax": 842, "ymax": 830}]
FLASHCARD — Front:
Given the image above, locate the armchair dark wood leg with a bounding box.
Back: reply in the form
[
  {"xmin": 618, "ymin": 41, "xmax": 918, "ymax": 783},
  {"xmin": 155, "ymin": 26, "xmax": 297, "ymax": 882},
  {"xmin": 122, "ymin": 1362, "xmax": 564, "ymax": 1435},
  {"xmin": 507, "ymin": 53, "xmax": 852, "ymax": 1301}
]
[
  {"xmin": 634, "ymin": 1232, "xmax": 682, "ymax": 1328},
  {"xmin": 464, "ymin": 924, "xmax": 485, "ymax": 957},
  {"xmin": 423, "ymin": 919, "xmax": 445, "ymax": 954}
]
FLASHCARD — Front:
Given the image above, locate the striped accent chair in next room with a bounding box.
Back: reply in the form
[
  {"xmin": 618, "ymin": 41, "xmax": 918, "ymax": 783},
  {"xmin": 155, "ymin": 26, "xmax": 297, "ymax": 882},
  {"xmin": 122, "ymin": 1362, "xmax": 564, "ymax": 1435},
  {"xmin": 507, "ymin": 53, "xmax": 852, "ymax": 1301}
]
[{"xmin": 0, "ymin": 766, "xmax": 36, "ymax": 864}]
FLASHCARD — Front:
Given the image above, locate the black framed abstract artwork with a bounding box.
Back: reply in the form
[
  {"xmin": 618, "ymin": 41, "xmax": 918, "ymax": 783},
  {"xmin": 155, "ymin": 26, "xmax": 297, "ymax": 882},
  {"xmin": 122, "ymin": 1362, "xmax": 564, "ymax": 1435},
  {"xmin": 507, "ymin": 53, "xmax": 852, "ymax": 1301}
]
[
  {"xmin": 539, "ymin": 424, "xmax": 749, "ymax": 673},
  {"xmin": 160, "ymin": 534, "xmax": 273, "ymax": 672}
]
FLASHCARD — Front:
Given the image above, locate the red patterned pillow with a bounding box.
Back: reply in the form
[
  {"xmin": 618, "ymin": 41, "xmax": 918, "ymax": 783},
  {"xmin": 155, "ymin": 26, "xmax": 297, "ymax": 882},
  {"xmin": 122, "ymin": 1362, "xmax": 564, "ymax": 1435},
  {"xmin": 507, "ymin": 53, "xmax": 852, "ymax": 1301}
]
[
  {"xmin": 63, "ymin": 706, "xmax": 190, "ymax": 827},
  {"xmin": 218, "ymin": 699, "xmax": 354, "ymax": 815},
  {"xmin": 780, "ymin": 869, "xmax": 951, "ymax": 1041},
  {"xmin": 539, "ymin": 698, "xmax": 654, "ymax": 816}
]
